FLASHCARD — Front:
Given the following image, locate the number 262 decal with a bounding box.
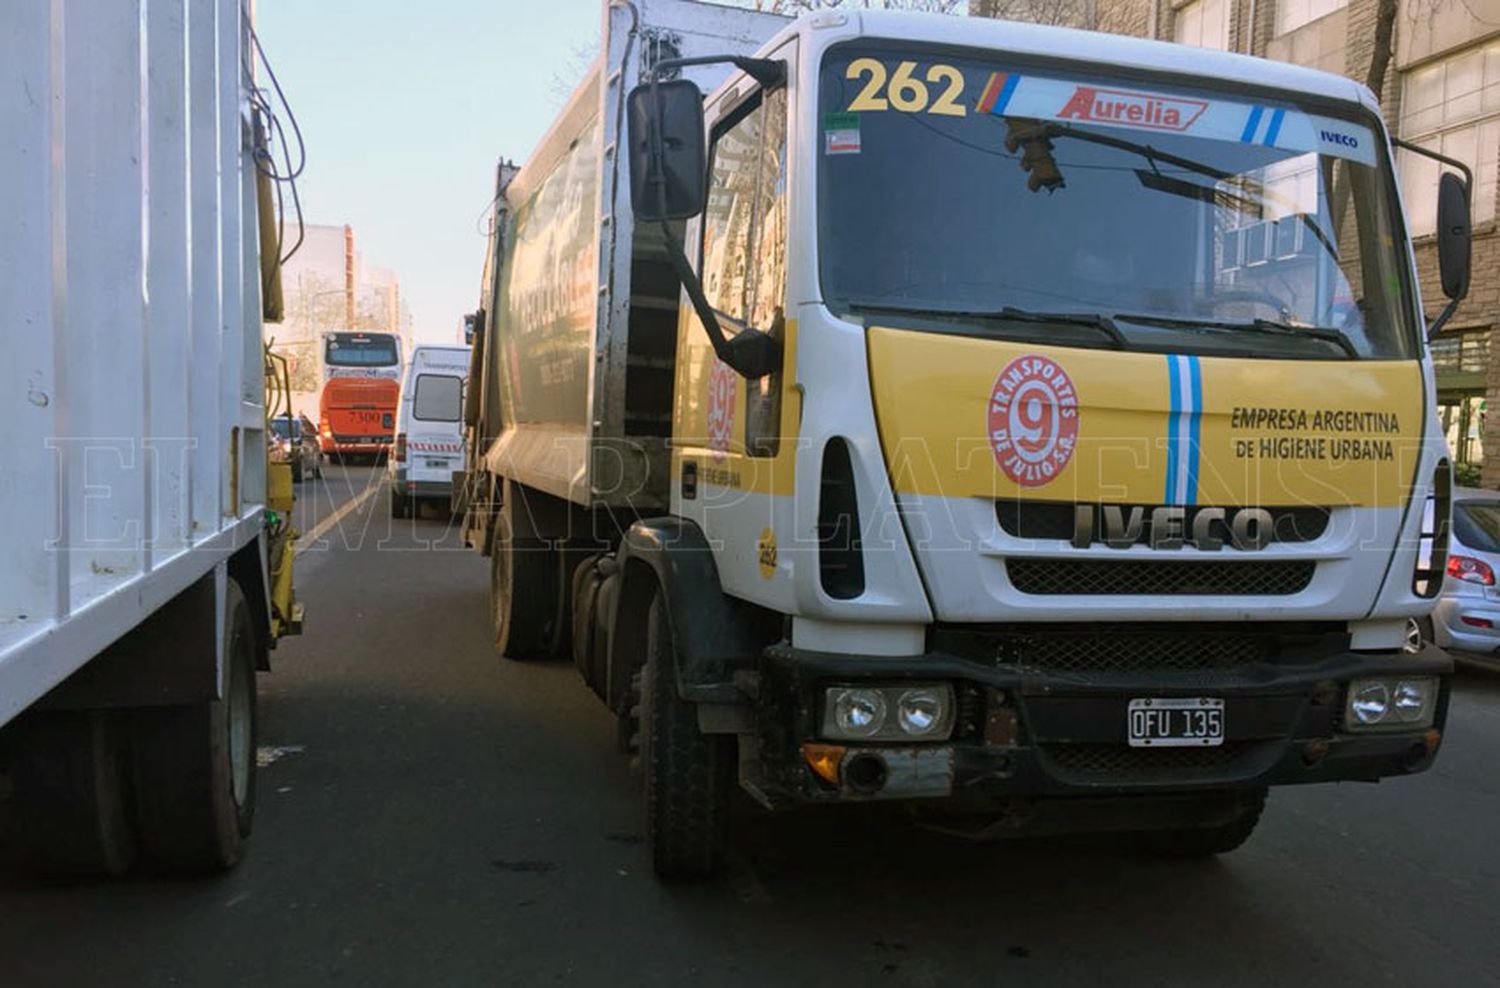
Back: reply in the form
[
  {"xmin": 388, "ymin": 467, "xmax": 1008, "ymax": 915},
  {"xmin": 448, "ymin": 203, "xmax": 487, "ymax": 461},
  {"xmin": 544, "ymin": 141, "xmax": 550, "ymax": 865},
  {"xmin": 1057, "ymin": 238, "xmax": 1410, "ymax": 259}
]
[{"xmin": 845, "ymin": 58, "xmax": 967, "ymax": 116}]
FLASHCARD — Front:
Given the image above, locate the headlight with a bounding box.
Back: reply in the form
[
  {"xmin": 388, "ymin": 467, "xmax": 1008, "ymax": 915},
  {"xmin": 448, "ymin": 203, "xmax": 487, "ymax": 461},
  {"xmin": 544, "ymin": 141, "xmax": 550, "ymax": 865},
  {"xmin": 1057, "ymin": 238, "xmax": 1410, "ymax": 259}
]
[
  {"xmin": 1393, "ymin": 680, "xmax": 1436, "ymax": 724},
  {"xmin": 822, "ymin": 684, "xmax": 954, "ymax": 742},
  {"xmin": 897, "ymin": 689, "xmax": 945, "ymax": 737},
  {"xmin": 1345, "ymin": 677, "xmax": 1437, "ymax": 731},
  {"xmin": 831, "ymin": 689, "xmax": 886, "ymax": 738},
  {"xmin": 1349, "ymin": 682, "xmax": 1390, "ymax": 726}
]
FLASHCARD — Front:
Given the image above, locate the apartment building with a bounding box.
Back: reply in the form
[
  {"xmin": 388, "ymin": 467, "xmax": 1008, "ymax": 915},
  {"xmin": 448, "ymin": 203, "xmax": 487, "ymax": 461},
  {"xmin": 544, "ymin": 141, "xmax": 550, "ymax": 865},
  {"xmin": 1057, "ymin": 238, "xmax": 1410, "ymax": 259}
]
[{"xmin": 972, "ymin": 0, "xmax": 1500, "ymax": 483}]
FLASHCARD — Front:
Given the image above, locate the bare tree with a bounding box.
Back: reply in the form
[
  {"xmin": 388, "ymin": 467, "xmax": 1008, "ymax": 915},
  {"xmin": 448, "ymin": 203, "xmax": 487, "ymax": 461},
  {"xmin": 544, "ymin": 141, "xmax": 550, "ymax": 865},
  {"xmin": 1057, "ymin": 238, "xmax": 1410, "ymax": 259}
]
[
  {"xmin": 550, "ymin": 41, "xmax": 600, "ymax": 106},
  {"xmin": 969, "ymin": 0, "xmax": 1097, "ymax": 28},
  {"xmin": 1368, "ymin": 0, "xmax": 1401, "ymax": 98},
  {"xmin": 748, "ymin": 0, "xmax": 968, "ymax": 13}
]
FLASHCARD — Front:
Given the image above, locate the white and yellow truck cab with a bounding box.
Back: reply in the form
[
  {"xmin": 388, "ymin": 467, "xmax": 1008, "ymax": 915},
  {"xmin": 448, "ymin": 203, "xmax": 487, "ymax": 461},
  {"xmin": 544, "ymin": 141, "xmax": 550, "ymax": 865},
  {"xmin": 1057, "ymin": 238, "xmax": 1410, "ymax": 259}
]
[{"xmin": 463, "ymin": 0, "xmax": 1472, "ymax": 877}]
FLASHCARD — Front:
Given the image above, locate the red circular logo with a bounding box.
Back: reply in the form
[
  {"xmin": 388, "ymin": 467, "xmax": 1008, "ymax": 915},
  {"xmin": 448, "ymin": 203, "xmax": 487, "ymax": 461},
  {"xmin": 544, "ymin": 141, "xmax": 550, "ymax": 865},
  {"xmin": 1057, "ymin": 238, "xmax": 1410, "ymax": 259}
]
[
  {"xmin": 706, "ymin": 359, "xmax": 737, "ymax": 459},
  {"xmin": 987, "ymin": 355, "xmax": 1079, "ymax": 487}
]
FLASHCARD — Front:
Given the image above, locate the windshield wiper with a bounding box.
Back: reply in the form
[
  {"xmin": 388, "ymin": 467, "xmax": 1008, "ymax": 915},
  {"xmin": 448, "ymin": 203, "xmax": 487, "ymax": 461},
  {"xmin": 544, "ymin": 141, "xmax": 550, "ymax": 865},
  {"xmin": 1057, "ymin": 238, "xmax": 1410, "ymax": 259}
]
[
  {"xmin": 1113, "ymin": 312, "xmax": 1358, "ymax": 359},
  {"xmin": 847, "ymin": 303, "xmax": 1127, "ymax": 350}
]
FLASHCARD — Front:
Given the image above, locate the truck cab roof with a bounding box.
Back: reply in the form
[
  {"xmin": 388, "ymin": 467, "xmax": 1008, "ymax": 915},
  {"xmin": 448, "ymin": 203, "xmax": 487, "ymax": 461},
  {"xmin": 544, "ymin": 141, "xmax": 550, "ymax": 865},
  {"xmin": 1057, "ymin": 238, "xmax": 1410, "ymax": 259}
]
[{"xmin": 771, "ymin": 9, "xmax": 1376, "ymax": 113}]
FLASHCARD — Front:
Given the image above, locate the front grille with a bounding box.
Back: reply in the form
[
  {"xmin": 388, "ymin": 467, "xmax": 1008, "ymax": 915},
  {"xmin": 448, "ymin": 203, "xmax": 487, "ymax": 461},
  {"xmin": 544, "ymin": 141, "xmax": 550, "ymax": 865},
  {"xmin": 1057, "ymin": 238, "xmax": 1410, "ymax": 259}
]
[
  {"xmin": 1007, "ymin": 558, "xmax": 1315, "ymax": 596},
  {"xmin": 995, "ymin": 500, "xmax": 1330, "ymax": 544},
  {"xmin": 1008, "ymin": 634, "xmax": 1265, "ymax": 673},
  {"xmin": 1042, "ymin": 742, "xmax": 1253, "ymax": 783}
]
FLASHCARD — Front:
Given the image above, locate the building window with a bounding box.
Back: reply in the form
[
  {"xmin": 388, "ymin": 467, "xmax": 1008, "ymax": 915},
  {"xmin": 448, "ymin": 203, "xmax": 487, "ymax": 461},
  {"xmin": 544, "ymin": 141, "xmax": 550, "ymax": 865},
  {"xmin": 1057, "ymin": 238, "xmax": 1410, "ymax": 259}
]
[
  {"xmin": 1275, "ymin": 0, "xmax": 1349, "ymax": 37},
  {"xmin": 1398, "ymin": 39, "xmax": 1500, "ymax": 237},
  {"xmin": 1174, "ymin": 0, "xmax": 1232, "ymax": 50}
]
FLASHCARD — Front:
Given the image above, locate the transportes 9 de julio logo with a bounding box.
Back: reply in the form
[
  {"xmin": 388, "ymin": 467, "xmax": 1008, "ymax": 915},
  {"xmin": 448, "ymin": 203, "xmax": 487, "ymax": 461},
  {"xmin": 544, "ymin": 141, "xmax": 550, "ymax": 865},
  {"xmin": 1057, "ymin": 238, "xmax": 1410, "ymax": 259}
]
[
  {"xmin": 706, "ymin": 359, "xmax": 737, "ymax": 460},
  {"xmin": 988, "ymin": 354, "xmax": 1079, "ymax": 486}
]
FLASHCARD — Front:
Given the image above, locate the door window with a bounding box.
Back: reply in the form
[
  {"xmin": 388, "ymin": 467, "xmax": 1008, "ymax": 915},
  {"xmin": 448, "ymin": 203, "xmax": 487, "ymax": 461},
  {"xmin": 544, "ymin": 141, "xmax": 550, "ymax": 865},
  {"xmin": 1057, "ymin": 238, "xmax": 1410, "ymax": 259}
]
[{"xmin": 700, "ymin": 85, "xmax": 790, "ymax": 456}]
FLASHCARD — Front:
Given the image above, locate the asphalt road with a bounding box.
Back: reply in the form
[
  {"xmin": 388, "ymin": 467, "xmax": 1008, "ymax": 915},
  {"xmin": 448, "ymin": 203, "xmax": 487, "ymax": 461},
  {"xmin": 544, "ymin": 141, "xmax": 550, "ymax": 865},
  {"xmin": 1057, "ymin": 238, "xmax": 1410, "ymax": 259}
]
[{"xmin": 3, "ymin": 462, "xmax": 1499, "ymax": 986}]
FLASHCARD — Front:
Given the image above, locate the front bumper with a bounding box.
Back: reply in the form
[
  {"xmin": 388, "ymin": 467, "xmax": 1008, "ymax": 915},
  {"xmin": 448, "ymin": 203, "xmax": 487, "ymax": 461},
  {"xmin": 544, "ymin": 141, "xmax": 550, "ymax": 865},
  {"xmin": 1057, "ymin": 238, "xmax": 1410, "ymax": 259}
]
[
  {"xmin": 322, "ymin": 434, "xmax": 390, "ymax": 454},
  {"xmin": 746, "ymin": 642, "xmax": 1452, "ymax": 808}
]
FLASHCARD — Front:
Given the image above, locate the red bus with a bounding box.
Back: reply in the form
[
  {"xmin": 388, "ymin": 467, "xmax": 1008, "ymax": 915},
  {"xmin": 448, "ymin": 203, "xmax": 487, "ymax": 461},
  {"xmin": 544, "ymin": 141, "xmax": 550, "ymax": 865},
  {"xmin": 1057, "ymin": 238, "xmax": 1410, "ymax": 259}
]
[{"xmin": 318, "ymin": 331, "xmax": 402, "ymax": 458}]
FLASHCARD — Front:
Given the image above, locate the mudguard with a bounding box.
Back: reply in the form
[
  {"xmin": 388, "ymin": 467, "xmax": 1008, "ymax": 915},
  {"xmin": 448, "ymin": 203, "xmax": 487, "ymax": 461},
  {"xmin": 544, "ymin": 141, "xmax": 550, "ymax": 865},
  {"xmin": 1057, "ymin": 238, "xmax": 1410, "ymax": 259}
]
[{"xmin": 607, "ymin": 517, "xmax": 779, "ymax": 710}]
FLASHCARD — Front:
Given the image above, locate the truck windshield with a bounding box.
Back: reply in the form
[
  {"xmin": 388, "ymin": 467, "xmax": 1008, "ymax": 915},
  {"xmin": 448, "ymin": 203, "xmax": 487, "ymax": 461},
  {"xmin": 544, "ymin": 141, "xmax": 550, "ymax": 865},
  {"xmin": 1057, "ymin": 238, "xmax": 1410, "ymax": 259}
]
[
  {"xmin": 325, "ymin": 333, "xmax": 399, "ymax": 367},
  {"xmin": 818, "ymin": 45, "xmax": 1417, "ymax": 360}
]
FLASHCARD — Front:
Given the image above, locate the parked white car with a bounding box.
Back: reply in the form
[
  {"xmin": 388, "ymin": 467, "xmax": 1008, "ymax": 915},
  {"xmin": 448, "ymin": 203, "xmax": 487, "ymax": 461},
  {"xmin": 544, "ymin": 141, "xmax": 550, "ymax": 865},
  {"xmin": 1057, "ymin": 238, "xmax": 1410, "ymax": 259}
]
[
  {"xmin": 1424, "ymin": 486, "xmax": 1500, "ymax": 666},
  {"xmin": 388, "ymin": 344, "xmax": 471, "ymax": 519}
]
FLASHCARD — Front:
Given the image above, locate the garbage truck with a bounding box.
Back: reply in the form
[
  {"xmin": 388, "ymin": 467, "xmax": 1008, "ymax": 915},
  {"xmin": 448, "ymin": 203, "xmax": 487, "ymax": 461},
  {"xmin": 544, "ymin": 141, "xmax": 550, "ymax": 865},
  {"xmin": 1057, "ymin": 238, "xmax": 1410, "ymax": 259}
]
[
  {"xmin": 0, "ymin": 0, "xmax": 299, "ymax": 875},
  {"xmin": 463, "ymin": 0, "xmax": 1469, "ymax": 878}
]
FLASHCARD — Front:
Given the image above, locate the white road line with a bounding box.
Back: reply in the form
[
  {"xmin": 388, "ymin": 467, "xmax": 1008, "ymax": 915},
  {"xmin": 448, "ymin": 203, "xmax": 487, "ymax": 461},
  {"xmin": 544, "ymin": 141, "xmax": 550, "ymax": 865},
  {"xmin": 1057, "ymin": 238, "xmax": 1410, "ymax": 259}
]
[{"xmin": 297, "ymin": 481, "xmax": 379, "ymax": 549}]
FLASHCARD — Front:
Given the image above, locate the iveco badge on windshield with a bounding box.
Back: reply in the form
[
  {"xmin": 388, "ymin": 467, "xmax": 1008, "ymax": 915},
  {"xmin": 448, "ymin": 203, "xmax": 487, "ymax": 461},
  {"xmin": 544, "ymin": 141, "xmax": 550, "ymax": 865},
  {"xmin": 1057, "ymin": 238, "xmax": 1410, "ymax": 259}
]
[{"xmin": 1071, "ymin": 504, "xmax": 1275, "ymax": 551}]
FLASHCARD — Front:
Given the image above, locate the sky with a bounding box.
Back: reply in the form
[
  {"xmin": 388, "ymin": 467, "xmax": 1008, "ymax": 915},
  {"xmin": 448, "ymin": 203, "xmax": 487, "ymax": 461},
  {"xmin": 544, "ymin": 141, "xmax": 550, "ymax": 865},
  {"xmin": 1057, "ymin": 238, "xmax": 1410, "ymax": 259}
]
[{"xmin": 255, "ymin": 0, "xmax": 607, "ymax": 343}]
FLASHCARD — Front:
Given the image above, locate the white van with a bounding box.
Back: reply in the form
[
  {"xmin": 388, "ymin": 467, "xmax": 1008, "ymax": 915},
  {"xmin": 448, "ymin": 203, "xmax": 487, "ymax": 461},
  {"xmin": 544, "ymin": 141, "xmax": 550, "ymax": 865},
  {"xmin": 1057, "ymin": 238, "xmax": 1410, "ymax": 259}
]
[{"xmin": 388, "ymin": 344, "xmax": 471, "ymax": 518}]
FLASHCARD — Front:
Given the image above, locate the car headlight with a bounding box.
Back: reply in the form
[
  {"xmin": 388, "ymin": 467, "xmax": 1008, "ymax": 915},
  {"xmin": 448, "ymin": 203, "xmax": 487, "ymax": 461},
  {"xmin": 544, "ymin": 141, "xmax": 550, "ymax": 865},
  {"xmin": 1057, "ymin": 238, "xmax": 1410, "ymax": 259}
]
[
  {"xmin": 1345, "ymin": 677, "xmax": 1437, "ymax": 731},
  {"xmin": 822, "ymin": 684, "xmax": 954, "ymax": 742}
]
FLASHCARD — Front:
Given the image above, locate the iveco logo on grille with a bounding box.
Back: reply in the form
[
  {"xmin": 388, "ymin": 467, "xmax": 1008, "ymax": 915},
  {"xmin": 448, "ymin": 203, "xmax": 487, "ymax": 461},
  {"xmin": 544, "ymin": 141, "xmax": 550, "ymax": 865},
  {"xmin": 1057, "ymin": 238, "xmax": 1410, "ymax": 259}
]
[{"xmin": 1072, "ymin": 505, "xmax": 1275, "ymax": 551}]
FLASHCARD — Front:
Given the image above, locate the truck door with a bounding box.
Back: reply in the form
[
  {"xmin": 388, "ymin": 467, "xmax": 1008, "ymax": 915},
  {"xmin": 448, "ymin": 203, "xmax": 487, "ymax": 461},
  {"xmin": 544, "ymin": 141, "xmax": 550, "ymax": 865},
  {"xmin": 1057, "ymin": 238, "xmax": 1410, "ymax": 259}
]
[{"xmin": 671, "ymin": 51, "xmax": 800, "ymax": 606}]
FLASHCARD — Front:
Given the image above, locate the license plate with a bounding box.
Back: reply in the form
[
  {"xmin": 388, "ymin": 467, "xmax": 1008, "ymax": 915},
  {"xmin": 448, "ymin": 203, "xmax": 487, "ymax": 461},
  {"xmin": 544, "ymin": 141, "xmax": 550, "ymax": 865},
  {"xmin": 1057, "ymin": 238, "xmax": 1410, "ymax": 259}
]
[
  {"xmin": 426, "ymin": 458, "xmax": 447, "ymax": 469},
  {"xmin": 1127, "ymin": 697, "xmax": 1224, "ymax": 747}
]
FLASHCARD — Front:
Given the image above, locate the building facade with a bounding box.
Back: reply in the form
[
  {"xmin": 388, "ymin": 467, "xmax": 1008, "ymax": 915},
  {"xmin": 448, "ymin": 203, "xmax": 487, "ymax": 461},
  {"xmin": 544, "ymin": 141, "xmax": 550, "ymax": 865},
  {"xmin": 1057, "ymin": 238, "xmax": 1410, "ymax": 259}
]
[
  {"xmin": 971, "ymin": 0, "xmax": 1500, "ymax": 484},
  {"xmin": 273, "ymin": 223, "xmax": 414, "ymax": 412}
]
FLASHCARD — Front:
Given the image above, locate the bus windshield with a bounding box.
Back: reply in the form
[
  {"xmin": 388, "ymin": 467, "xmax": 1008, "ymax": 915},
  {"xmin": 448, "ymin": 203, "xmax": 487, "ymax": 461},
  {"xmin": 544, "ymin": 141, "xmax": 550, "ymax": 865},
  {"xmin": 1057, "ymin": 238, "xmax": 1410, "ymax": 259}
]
[
  {"xmin": 817, "ymin": 45, "xmax": 1417, "ymax": 360},
  {"xmin": 325, "ymin": 333, "xmax": 399, "ymax": 367}
]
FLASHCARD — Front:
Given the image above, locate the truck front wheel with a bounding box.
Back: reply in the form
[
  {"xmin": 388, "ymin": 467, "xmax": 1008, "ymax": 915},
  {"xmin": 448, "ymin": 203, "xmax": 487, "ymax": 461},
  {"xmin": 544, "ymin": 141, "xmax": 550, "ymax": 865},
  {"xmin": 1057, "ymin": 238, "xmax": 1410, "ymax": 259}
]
[
  {"xmin": 641, "ymin": 588, "xmax": 732, "ymax": 880},
  {"xmin": 1135, "ymin": 788, "xmax": 1267, "ymax": 857},
  {"xmin": 129, "ymin": 579, "xmax": 258, "ymax": 873},
  {"xmin": 489, "ymin": 490, "xmax": 558, "ymax": 660}
]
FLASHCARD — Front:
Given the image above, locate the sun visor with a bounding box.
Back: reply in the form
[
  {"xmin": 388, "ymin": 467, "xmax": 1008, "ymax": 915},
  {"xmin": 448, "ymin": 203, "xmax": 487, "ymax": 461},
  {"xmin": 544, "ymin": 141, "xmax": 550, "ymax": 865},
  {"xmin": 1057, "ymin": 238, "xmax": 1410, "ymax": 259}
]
[{"xmin": 975, "ymin": 71, "xmax": 1378, "ymax": 168}]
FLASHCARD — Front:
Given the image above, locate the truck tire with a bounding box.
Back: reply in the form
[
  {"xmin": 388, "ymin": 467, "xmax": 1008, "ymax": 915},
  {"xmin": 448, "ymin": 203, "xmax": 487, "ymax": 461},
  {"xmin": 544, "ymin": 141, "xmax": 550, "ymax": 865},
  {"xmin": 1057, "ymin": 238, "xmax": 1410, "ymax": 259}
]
[
  {"xmin": 1136, "ymin": 788, "xmax": 1267, "ymax": 857},
  {"xmin": 489, "ymin": 495, "xmax": 557, "ymax": 660},
  {"xmin": 4, "ymin": 710, "xmax": 137, "ymax": 878},
  {"xmin": 641, "ymin": 588, "xmax": 732, "ymax": 880},
  {"xmin": 129, "ymin": 579, "xmax": 258, "ymax": 874},
  {"xmin": 391, "ymin": 489, "xmax": 410, "ymax": 519}
]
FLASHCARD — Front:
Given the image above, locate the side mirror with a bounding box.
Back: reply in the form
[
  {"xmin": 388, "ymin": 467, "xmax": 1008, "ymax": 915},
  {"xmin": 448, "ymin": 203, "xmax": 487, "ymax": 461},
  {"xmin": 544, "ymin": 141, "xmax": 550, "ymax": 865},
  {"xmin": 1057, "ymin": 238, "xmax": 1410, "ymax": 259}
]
[
  {"xmin": 1437, "ymin": 171, "xmax": 1471, "ymax": 301},
  {"xmin": 462, "ymin": 312, "xmax": 478, "ymax": 346},
  {"xmin": 627, "ymin": 79, "xmax": 706, "ymax": 222}
]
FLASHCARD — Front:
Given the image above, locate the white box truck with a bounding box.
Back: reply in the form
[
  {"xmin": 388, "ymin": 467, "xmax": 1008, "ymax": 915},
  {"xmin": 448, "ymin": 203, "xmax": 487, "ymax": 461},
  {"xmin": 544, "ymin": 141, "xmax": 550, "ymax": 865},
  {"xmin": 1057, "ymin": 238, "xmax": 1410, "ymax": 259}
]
[
  {"xmin": 0, "ymin": 0, "xmax": 298, "ymax": 875},
  {"xmin": 465, "ymin": 1, "xmax": 1469, "ymax": 878}
]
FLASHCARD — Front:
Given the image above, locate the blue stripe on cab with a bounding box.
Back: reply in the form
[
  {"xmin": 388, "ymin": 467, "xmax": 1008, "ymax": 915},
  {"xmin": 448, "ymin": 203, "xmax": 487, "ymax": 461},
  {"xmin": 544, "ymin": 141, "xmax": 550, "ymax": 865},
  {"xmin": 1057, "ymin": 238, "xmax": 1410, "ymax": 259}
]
[
  {"xmin": 993, "ymin": 73, "xmax": 1020, "ymax": 114},
  {"xmin": 1263, "ymin": 108, "xmax": 1286, "ymax": 146},
  {"xmin": 1240, "ymin": 106, "xmax": 1264, "ymax": 142},
  {"xmin": 1186, "ymin": 356, "xmax": 1203, "ymax": 506},
  {"xmin": 1164, "ymin": 355, "xmax": 1181, "ymax": 503}
]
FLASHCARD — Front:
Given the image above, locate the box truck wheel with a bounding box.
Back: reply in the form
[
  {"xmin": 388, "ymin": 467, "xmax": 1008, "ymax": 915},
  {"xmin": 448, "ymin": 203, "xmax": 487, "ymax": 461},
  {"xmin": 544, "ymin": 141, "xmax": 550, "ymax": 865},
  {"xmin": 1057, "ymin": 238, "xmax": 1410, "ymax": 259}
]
[
  {"xmin": 129, "ymin": 579, "xmax": 258, "ymax": 873},
  {"xmin": 489, "ymin": 496, "xmax": 558, "ymax": 660},
  {"xmin": 391, "ymin": 489, "xmax": 410, "ymax": 519},
  {"xmin": 641, "ymin": 588, "xmax": 732, "ymax": 880},
  {"xmin": 1135, "ymin": 788, "xmax": 1266, "ymax": 857},
  {"xmin": 4, "ymin": 710, "xmax": 138, "ymax": 878}
]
